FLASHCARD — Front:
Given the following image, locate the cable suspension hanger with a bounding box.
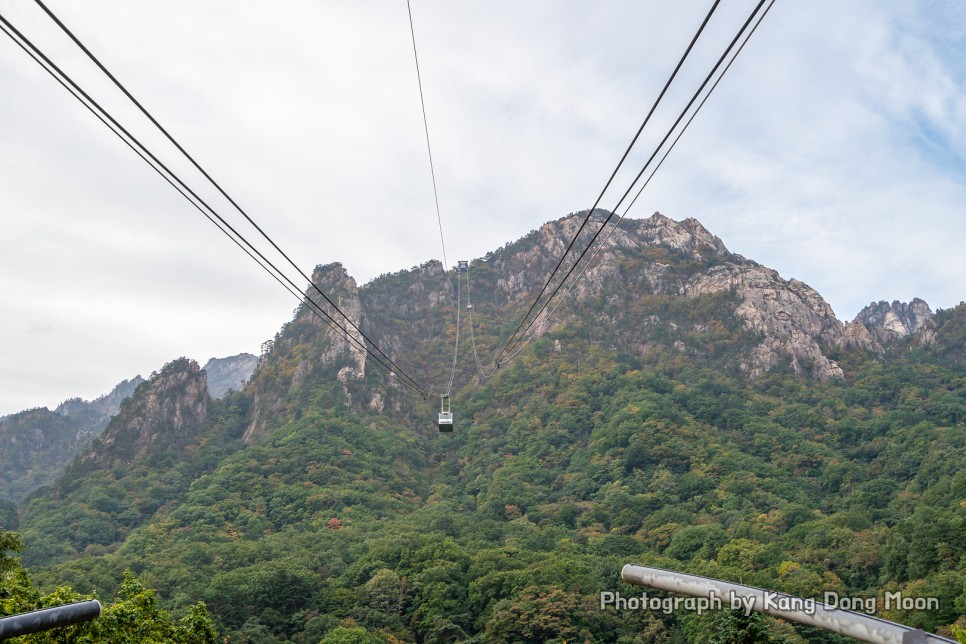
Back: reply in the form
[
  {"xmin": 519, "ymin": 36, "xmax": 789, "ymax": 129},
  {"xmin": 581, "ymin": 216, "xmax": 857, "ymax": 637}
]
[
  {"xmin": 445, "ymin": 262, "xmax": 467, "ymax": 395},
  {"xmin": 465, "ymin": 263, "xmax": 495, "ymax": 380}
]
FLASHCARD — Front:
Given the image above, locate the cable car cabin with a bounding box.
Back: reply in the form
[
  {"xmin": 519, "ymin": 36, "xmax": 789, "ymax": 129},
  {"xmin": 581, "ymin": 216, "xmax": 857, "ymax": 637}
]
[
  {"xmin": 438, "ymin": 411, "xmax": 453, "ymax": 432},
  {"xmin": 438, "ymin": 394, "xmax": 453, "ymax": 432}
]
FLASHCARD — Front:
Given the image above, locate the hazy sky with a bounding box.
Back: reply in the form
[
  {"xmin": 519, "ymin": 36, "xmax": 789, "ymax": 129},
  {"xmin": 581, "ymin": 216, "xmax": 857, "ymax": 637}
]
[{"xmin": 1, "ymin": 1, "xmax": 964, "ymax": 415}]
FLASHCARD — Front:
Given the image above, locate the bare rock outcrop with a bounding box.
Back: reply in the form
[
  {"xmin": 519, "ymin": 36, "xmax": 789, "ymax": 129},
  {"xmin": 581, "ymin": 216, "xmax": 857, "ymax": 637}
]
[
  {"xmin": 490, "ymin": 210, "xmax": 847, "ymax": 379},
  {"xmin": 684, "ymin": 264, "xmax": 844, "ymax": 378},
  {"xmin": 630, "ymin": 212, "xmax": 729, "ymax": 258},
  {"xmin": 855, "ymin": 298, "xmax": 933, "ymax": 346},
  {"xmin": 838, "ymin": 320, "xmax": 881, "ymax": 352},
  {"xmin": 202, "ymin": 353, "xmax": 258, "ymax": 399},
  {"xmin": 300, "ymin": 263, "xmax": 368, "ymax": 379},
  {"xmin": 244, "ymin": 263, "xmax": 369, "ymax": 443},
  {"xmin": 79, "ymin": 358, "xmax": 207, "ymax": 470}
]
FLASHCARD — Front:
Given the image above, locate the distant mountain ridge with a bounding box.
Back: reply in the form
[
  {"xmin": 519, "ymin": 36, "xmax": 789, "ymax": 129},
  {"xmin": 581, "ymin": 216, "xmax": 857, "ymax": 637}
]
[
  {"xmin": 202, "ymin": 353, "xmax": 258, "ymax": 399},
  {"xmin": 53, "ymin": 377, "xmax": 144, "ymax": 433},
  {"xmin": 237, "ymin": 210, "xmax": 941, "ymax": 444},
  {"xmin": 3, "ymin": 214, "xmax": 937, "ymax": 496},
  {"xmin": 0, "ymin": 354, "xmax": 257, "ymax": 503},
  {"xmin": 230, "ymin": 210, "xmax": 945, "ymax": 435},
  {"xmin": 0, "ymin": 377, "xmax": 142, "ymax": 503}
]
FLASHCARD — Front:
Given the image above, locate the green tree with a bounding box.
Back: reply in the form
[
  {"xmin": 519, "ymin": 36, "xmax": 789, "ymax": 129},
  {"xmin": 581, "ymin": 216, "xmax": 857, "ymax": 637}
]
[
  {"xmin": 320, "ymin": 625, "xmax": 384, "ymax": 643},
  {"xmin": 1, "ymin": 532, "xmax": 217, "ymax": 643}
]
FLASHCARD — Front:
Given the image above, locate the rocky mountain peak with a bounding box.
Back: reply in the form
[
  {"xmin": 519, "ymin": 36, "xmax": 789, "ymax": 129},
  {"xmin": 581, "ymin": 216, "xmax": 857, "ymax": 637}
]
[
  {"xmin": 295, "ymin": 262, "xmax": 368, "ymax": 377},
  {"xmin": 857, "ymin": 298, "xmax": 933, "ymax": 342},
  {"xmin": 634, "ymin": 211, "xmax": 729, "ymax": 257},
  {"xmin": 202, "ymin": 354, "xmax": 257, "ymax": 399},
  {"xmin": 513, "ymin": 211, "xmax": 840, "ymax": 378},
  {"xmin": 531, "ymin": 210, "xmax": 729, "ymax": 260},
  {"xmin": 77, "ymin": 358, "xmax": 208, "ymax": 471},
  {"xmin": 839, "ymin": 298, "xmax": 934, "ymax": 352},
  {"xmin": 239, "ymin": 210, "xmax": 943, "ymax": 439},
  {"xmin": 308, "ymin": 263, "xmax": 366, "ymax": 376},
  {"xmin": 244, "ymin": 263, "xmax": 374, "ymax": 443},
  {"xmin": 416, "ymin": 259, "xmax": 446, "ymax": 276},
  {"xmin": 311, "ymin": 261, "xmax": 347, "ymax": 283}
]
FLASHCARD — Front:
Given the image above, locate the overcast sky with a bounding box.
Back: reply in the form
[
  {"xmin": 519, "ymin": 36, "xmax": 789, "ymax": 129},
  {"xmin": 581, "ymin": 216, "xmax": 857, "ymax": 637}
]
[{"xmin": 1, "ymin": 0, "xmax": 964, "ymax": 415}]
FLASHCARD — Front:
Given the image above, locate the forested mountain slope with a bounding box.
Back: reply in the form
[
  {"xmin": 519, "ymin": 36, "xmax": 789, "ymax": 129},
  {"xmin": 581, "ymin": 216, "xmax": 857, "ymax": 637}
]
[
  {"xmin": 5, "ymin": 212, "xmax": 964, "ymax": 643},
  {"xmin": 1, "ymin": 354, "xmax": 257, "ymax": 508},
  {"xmin": 0, "ymin": 377, "xmax": 142, "ymax": 505}
]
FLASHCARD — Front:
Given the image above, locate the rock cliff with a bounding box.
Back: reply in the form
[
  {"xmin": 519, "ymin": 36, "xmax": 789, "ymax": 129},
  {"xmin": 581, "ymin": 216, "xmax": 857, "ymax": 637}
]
[
  {"xmin": 838, "ymin": 299, "xmax": 935, "ymax": 353},
  {"xmin": 504, "ymin": 211, "xmax": 846, "ymax": 379},
  {"xmin": 856, "ymin": 298, "xmax": 934, "ymax": 344},
  {"xmin": 77, "ymin": 358, "xmax": 208, "ymax": 470},
  {"xmin": 202, "ymin": 353, "xmax": 258, "ymax": 399},
  {"xmin": 243, "ymin": 263, "xmax": 372, "ymax": 443}
]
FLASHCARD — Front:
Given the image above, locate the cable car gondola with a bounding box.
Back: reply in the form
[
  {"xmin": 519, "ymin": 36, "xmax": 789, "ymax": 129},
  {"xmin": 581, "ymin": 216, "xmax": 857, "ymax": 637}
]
[{"xmin": 438, "ymin": 394, "xmax": 453, "ymax": 432}]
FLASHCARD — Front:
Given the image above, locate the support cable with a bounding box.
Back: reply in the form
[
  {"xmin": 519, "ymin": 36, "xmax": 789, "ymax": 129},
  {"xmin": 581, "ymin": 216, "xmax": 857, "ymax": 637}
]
[
  {"xmin": 495, "ymin": 0, "xmax": 723, "ymax": 365},
  {"xmin": 500, "ymin": 0, "xmax": 776, "ymax": 365},
  {"xmin": 465, "ymin": 265, "xmax": 495, "ymax": 380},
  {"xmin": 30, "ymin": 0, "xmax": 426, "ymax": 396},
  {"xmin": 498, "ymin": 0, "xmax": 770, "ymax": 364},
  {"xmin": 0, "ymin": 13, "xmax": 429, "ymax": 397},
  {"xmin": 405, "ymin": 0, "xmax": 448, "ymax": 271}
]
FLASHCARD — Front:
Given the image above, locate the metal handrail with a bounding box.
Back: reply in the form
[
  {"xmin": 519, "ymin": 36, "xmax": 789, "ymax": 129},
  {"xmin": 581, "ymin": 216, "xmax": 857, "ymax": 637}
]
[
  {"xmin": 0, "ymin": 600, "xmax": 101, "ymax": 640},
  {"xmin": 621, "ymin": 564, "xmax": 956, "ymax": 644}
]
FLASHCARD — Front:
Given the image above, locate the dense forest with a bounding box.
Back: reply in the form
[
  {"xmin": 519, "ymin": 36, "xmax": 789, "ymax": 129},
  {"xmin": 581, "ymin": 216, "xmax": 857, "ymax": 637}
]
[{"xmin": 1, "ymin": 215, "xmax": 964, "ymax": 642}]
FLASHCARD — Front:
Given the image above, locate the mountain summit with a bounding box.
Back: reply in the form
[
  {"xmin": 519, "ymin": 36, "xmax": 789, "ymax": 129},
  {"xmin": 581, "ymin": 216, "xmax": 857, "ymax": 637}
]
[
  {"xmin": 244, "ymin": 210, "xmax": 873, "ymax": 442},
  {"xmin": 76, "ymin": 358, "xmax": 208, "ymax": 472}
]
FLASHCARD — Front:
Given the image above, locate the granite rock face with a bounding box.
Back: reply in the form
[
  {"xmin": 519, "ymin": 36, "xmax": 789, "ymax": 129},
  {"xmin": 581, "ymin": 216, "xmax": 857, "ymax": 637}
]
[
  {"xmin": 525, "ymin": 212, "xmax": 845, "ymax": 378},
  {"xmin": 631, "ymin": 212, "xmax": 729, "ymax": 257},
  {"xmin": 244, "ymin": 263, "xmax": 373, "ymax": 443},
  {"xmin": 856, "ymin": 298, "xmax": 934, "ymax": 345},
  {"xmin": 202, "ymin": 354, "xmax": 258, "ymax": 399},
  {"xmin": 79, "ymin": 359, "xmax": 208, "ymax": 470},
  {"xmin": 838, "ymin": 299, "xmax": 935, "ymax": 353},
  {"xmin": 683, "ymin": 264, "xmax": 844, "ymax": 379}
]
